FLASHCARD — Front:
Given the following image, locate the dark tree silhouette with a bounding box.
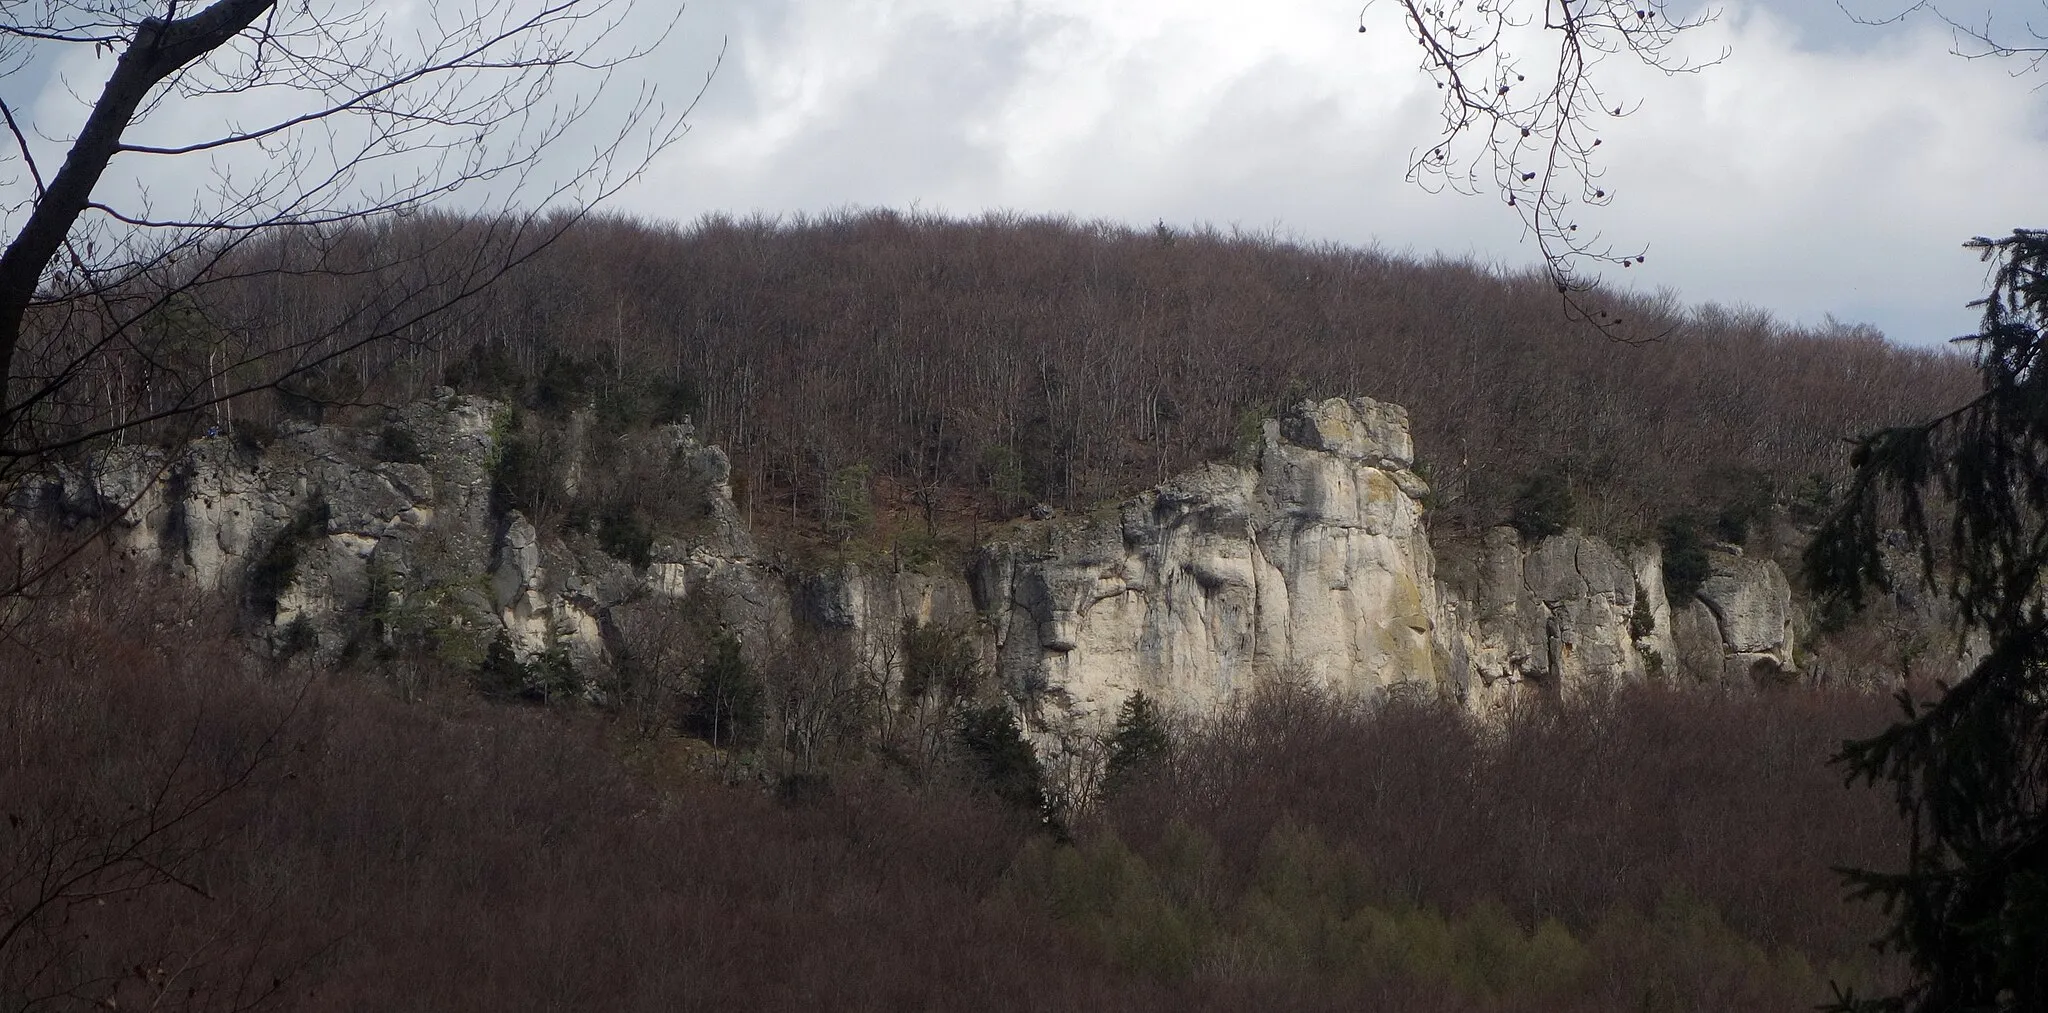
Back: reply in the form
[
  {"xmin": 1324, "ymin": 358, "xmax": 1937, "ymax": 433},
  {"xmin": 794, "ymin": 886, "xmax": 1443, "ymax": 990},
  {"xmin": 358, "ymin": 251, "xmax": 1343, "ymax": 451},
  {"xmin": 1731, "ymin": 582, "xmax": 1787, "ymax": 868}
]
[
  {"xmin": 689, "ymin": 633, "xmax": 763, "ymax": 749},
  {"xmin": 1809, "ymin": 229, "xmax": 2048, "ymax": 1012},
  {"xmin": 957, "ymin": 703, "xmax": 1049, "ymax": 819},
  {"xmin": 1102, "ymin": 690, "xmax": 1172, "ymax": 798},
  {"xmin": 0, "ymin": 0, "xmax": 704, "ymax": 601},
  {"xmin": 1508, "ymin": 469, "xmax": 1575, "ymax": 541}
]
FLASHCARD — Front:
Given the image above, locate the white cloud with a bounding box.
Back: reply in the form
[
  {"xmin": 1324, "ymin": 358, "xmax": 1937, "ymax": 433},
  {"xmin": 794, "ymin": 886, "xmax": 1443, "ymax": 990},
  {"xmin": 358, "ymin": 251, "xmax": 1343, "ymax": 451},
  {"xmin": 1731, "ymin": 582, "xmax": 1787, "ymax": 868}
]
[
  {"xmin": 5, "ymin": 0, "xmax": 2041, "ymax": 345},
  {"xmin": 0, "ymin": 0, "xmax": 672, "ymax": 239},
  {"xmin": 623, "ymin": 0, "xmax": 2048, "ymax": 345}
]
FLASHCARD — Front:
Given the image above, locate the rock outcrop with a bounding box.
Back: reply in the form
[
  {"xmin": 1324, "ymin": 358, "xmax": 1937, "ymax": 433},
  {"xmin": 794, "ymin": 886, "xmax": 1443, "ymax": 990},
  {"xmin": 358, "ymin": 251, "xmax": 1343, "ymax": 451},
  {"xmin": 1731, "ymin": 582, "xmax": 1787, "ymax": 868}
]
[
  {"xmin": 1441, "ymin": 527, "xmax": 1677, "ymax": 712},
  {"xmin": 1696, "ymin": 548, "xmax": 1798, "ymax": 685},
  {"xmin": 976, "ymin": 399, "xmax": 1443, "ymax": 736},
  {"xmin": 8, "ymin": 392, "xmax": 1803, "ymax": 740}
]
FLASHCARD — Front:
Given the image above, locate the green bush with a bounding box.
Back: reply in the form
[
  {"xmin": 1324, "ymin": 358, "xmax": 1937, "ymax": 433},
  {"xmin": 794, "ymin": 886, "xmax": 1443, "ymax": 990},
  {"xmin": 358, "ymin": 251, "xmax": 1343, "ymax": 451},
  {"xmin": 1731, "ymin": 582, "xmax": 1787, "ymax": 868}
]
[
  {"xmin": 231, "ymin": 418, "xmax": 276, "ymax": 457},
  {"xmin": 531, "ymin": 353, "xmax": 598, "ymax": 417},
  {"xmin": 475, "ymin": 629, "xmax": 533, "ymax": 700},
  {"xmin": 1015, "ymin": 413, "xmax": 1072, "ymax": 505},
  {"xmin": 474, "ymin": 631, "xmax": 581, "ymax": 704},
  {"xmin": 1231, "ymin": 404, "xmax": 1270, "ymax": 465},
  {"xmin": 1710, "ymin": 467, "xmax": 1774, "ymax": 545},
  {"xmin": 443, "ymin": 341, "xmax": 525, "ymax": 400},
  {"xmin": 1351, "ymin": 901, "xmax": 1592, "ymax": 1002},
  {"xmin": 1630, "ymin": 584, "xmax": 1657, "ymax": 639},
  {"xmin": 979, "ymin": 445, "xmax": 1028, "ymax": 515},
  {"xmin": 1508, "ymin": 471, "xmax": 1574, "ymax": 541},
  {"xmin": 1521, "ymin": 916, "xmax": 1593, "ymax": 996},
  {"xmin": 488, "ymin": 412, "xmax": 554, "ymax": 518},
  {"xmin": 596, "ymin": 373, "xmax": 700, "ymax": 432},
  {"xmin": 1002, "ymin": 832, "xmax": 1204, "ymax": 978},
  {"xmin": 377, "ymin": 424, "xmax": 424, "ymax": 464},
  {"xmin": 826, "ymin": 462, "xmax": 874, "ymax": 541},
  {"xmin": 901, "ymin": 620, "xmax": 982, "ymax": 705},
  {"xmin": 533, "ymin": 642, "xmax": 582, "ymax": 704},
  {"xmin": 595, "ymin": 498, "xmax": 654, "ymax": 568},
  {"xmin": 1787, "ymin": 471, "xmax": 1837, "ymax": 526}
]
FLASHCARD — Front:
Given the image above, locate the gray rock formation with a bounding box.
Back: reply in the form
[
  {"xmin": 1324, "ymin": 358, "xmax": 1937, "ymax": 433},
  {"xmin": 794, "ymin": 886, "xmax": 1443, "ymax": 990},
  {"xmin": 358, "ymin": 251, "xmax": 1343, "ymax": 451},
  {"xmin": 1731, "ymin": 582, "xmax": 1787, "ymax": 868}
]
[
  {"xmin": 8, "ymin": 391, "xmax": 1804, "ymax": 744},
  {"xmin": 1696, "ymin": 548, "xmax": 1798, "ymax": 685},
  {"xmin": 1441, "ymin": 527, "xmax": 1679, "ymax": 713},
  {"xmin": 972, "ymin": 399, "xmax": 1446, "ymax": 739}
]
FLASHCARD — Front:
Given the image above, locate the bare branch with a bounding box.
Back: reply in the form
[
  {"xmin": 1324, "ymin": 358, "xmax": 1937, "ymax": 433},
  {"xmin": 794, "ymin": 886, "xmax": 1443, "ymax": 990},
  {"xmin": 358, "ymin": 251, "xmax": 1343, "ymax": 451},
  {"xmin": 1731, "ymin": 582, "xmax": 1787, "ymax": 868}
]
[
  {"xmin": 0, "ymin": 0, "xmax": 705, "ymax": 611},
  {"xmin": 1361, "ymin": 0, "xmax": 1723, "ymax": 336}
]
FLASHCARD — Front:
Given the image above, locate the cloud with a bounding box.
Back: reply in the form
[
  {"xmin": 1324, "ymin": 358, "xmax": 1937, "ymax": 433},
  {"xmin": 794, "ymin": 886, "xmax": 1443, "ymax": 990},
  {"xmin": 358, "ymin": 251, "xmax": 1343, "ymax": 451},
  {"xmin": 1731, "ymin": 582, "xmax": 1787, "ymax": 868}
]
[
  {"xmin": 626, "ymin": 0, "xmax": 2048, "ymax": 345},
  {"xmin": 1597, "ymin": 3, "xmax": 2048, "ymax": 341},
  {"xmin": 4, "ymin": 0, "xmax": 2039, "ymax": 346}
]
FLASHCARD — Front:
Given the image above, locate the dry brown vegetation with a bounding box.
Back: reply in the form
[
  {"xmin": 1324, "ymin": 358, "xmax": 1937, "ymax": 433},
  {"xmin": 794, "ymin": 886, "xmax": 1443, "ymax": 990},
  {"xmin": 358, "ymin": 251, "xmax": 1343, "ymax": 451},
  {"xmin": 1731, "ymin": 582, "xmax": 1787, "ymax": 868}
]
[
  {"xmin": 2, "ymin": 579, "xmax": 1908, "ymax": 1011},
  {"xmin": 2, "ymin": 208, "xmax": 1962, "ymax": 1009},
  {"xmin": 72, "ymin": 208, "xmax": 1974, "ymax": 556},
  {"xmin": 200, "ymin": 209, "xmax": 1965, "ymax": 544}
]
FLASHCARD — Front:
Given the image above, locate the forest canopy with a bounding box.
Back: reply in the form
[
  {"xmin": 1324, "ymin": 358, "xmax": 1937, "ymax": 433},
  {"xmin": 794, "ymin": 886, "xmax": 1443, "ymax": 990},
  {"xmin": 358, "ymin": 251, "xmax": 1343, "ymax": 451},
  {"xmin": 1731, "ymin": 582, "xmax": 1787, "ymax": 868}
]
[{"xmin": 198, "ymin": 209, "xmax": 1976, "ymax": 547}]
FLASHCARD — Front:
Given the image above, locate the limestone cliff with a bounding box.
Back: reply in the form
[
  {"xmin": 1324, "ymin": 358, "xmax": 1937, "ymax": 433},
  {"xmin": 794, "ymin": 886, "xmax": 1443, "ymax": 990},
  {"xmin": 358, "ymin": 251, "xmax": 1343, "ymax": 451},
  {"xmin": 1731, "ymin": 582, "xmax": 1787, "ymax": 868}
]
[
  {"xmin": 975, "ymin": 398, "xmax": 1444, "ymax": 735},
  {"xmin": 9, "ymin": 392, "xmax": 1802, "ymax": 737},
  {"xmin": 973, "ymin": 397, "xmax": 1799, "ymax": 738},
  {"xmin": 1439, "ymin": 527, "xmax": 1678, "ymax": 711}
]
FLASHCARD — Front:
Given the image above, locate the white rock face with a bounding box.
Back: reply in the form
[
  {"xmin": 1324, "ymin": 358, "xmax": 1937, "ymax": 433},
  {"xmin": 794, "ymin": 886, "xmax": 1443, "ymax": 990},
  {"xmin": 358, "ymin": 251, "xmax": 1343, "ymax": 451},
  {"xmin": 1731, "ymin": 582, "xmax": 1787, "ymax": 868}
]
[
  {"xmin": 1440, "ymin": 528, "xmax": 1677, "ymax": 714},
  {"xmin": 492, "ymin": 512, "xmax": 551, "ymax": 657},
  {"xmin": 973, "ymin": 397, "xmax": 1802, "ymax": 742},
  {"xmin": 1697, "ymin": 548, "xmax": 1798, "ymax": 684},
  {"xmin": 13, "ymin": 392, "xmax": 603, "ymax": 668},
  {"xmin": 978, "ymin": 398, "xmax": 1447, "ymax": 735},
  {"xmin": 11, "ymin": 390, "xmax": 1805, "ymax": 737}
]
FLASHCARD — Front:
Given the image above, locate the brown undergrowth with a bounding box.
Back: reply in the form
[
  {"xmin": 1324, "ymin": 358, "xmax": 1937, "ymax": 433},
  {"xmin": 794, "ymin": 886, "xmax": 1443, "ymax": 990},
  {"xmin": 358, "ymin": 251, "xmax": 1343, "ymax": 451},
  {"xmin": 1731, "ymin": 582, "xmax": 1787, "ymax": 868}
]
[{"xmin": 1, "ymin": 588, "xmax": 1906, "ymax": 1010}]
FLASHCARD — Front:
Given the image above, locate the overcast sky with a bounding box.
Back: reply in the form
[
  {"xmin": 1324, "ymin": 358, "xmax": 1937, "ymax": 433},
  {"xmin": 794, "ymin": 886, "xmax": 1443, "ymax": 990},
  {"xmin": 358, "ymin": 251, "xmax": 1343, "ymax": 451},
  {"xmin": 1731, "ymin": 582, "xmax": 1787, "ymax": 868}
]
[
  {"xmin": 616, "ymin": 0, "xmax": 2048, "ymax": 346},
  {"xmin": 4, "ymin": 1, "xmax": 2043, "ymax": 347}
]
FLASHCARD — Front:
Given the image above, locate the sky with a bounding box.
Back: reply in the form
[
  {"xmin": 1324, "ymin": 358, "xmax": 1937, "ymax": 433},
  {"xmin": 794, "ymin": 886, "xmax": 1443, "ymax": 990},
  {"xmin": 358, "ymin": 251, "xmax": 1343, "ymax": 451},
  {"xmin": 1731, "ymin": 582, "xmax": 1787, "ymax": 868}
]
[
  {"xmin": 615, "ymin": 0, "xmax": 2048, "ymax": 346},
  {"xmin": 4, "ymin": 0, "xmax": 2046, "ymax": 346}
]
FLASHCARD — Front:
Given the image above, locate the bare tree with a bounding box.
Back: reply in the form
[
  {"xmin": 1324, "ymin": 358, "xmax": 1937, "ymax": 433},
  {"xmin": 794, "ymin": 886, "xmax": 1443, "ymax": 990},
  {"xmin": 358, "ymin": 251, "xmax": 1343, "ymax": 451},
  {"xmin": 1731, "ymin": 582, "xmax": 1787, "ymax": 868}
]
[
  {"xmin": 0, "ymin": 0, "xmax": 702, "ymax": 456},
  {"xmin": 0, "ymin": 0, "xmax": 708, "ymax": 597},
  {"xmin": 1361, "ymin": 0, "xmax": 1720, "ymax": 330},
  {"xmin": 1847, "ymin": 0, "xmax": 2048, "ymax": 66}
]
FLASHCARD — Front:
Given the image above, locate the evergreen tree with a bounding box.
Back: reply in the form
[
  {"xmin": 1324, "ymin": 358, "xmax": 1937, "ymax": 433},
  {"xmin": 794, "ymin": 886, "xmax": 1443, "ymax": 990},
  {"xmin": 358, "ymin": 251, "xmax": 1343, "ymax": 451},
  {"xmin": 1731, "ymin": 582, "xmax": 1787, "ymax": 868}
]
[
  {"xmin": 475, "ymin": 629, "xmax": 533, "ymax": 700},
  {"xmin": 1103, "ymin": 691, "xmax": 1172, "ymax": 797},
  {"xmin": 533, "ymin": 642, "xmax": 582, "ymax": 705},
  {"xmin": 956, "ymin": 704, "xmax": 1048, "ymax": 818},
  {"xmin": 1659, "ymin": 516, "xmax": 1712, "ymax": 603},
  {"xmin": 1508, "ymin": 470, "xmax": 1574, "ymax": 541},
  {"xmin": 1809, "ymin": 230, "xmax": 2048, "ymax": 1013}
]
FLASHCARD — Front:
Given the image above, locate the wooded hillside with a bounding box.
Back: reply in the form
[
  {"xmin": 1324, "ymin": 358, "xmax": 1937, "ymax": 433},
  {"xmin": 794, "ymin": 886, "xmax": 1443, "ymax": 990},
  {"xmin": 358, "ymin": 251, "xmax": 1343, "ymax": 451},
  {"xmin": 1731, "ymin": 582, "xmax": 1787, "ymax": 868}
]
[{"xmin": 158, "ymin": 209, "xmax": 1974, "ymax": 547}]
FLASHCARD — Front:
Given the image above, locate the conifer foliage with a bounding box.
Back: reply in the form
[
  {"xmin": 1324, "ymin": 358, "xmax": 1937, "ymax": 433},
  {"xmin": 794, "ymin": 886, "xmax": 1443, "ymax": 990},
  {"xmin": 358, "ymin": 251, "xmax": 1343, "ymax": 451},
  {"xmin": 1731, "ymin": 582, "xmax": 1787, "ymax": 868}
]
[
  {"xmin": 1809, "ymin": 230, "xmax": 2048, "ymax": 1013},
  {"xmin": 957, "ymin": 704, "xmax": 1049, "ymax": 819},
  {"xmin": 1103, "ymin": 691, "xmax": 1173, "ymax": 798}
]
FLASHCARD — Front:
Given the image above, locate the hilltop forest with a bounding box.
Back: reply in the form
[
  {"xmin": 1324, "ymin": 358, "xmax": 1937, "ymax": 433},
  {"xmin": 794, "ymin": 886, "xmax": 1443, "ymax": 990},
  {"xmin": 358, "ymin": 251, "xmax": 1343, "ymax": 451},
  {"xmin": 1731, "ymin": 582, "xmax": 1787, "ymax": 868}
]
[
  {"xmin": 49, "ymin": 209, "xmax": 1974, "ymax": 548},
  {"xmin": 2, "ymin": 210, "xmax": 1986, "ymax": 1010}
]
